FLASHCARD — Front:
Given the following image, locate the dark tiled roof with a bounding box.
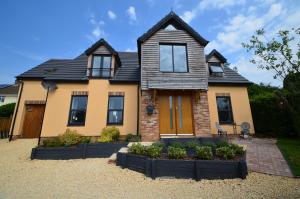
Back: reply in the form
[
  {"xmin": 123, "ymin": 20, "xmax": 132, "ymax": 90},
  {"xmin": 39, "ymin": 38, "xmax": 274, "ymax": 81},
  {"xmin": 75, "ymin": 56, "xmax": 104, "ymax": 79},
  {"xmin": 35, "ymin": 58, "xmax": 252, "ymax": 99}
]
[
  {"xmin": 208, "ymin": 66, "xmax": 252, "ymax": 85},
  {"xmin": 0, "ymin": 84, "xmax": 19, "ymax": 95}
]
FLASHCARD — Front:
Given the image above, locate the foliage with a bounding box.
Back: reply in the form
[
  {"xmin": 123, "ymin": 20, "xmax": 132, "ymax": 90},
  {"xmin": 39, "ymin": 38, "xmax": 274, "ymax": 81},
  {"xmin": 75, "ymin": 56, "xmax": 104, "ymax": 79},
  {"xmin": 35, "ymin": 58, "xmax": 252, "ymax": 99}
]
[
  {"xmin": 277, "ymin": 138, "xmax": 300, "ymax": 176},
  {"xmin": 128, "ymin": 143, "xmax": 146, "ymax": 155},
  {"xmin": 169, "ymin": 142, "xmax": 185, "ymax": 149},
  {"xmin": 146, "ymin": 145, "xmax": 162, "ymax": 158},
  {"xmin": 0, "ymin": 103, "xmax": 15, "ymax": 117},
  {"xmin": 185, "ymin": 140, "xmax": 200, "ymax": 149},
  {"xmin": 195, "ymin": 146, "xmax": 213, "ymax": 160},
  {"xmin": 201, "ymin": 142, "xmax": 216, "ymax": 150},
  {"xmin": 98, "ymin": 126, "xmax": 120, "ymax": 142},
  {"xmin": 242, "ymin": 28, "xmax": 300, "ymax": 80},
  {"xmin": 216, "ymin": 147, "xmax": 235, "ymax": 160},
  {"xmin": 42, "ymin": 137, "xmax": 64, "ymax": 147},
  {"xmin": 80, "ymin": 137, "xmax": 91, "ymax": 144},
  {"xmin": 59, "ymin": 129, "xmax": 83, "ymax": 146},
  {"xmin": 229, "ymin": 144, "xmax": 244, "ymax": 155},
  {"xmin": 167, "ymin": 146, "xmax": 187, "ymax": 159},
  {"xmin": 151, "ymin": 142, "xmax": 165, "ymax": 148},
  {"xmin": 125, "ymin": 133, "xmax": 141, "ymax": 142},
  {"xmin": 216, "ymin": 141, "xmax": 229, "ymax": 148}
]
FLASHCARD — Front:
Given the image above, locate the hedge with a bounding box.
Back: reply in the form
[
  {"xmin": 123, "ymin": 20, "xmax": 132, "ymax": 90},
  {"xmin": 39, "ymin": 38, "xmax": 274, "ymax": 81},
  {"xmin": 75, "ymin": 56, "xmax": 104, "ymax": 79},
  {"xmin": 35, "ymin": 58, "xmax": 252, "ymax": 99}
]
[{"xmin": 0, "ymin": 103, "xmax": 15, "ymax": 117}]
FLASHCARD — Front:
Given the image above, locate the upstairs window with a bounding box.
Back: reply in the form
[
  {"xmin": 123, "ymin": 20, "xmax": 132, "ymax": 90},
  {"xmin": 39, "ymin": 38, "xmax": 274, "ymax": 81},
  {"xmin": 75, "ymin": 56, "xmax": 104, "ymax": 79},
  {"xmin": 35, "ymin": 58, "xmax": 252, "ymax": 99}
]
[
  {"xmin": 107, "ymin": 96, "xmax": 124, "ymax": 125},
  {"xmin": 216, "ymin": 96, "xmax": 233, "ymax": 124},
  {"xmin": 91, "ymin": 55, "xmax": 112, "ymax": 78},
  {"xmin": 209, "ymin": 62, "xmax": 223, "ymax": 77},
  {"xmin": 68, "ymin": 95, "xmax": 88, "ymax": 126},
  {"xmin": 160, "ymin": 44, "xmax": 188, "ymax": 72}
]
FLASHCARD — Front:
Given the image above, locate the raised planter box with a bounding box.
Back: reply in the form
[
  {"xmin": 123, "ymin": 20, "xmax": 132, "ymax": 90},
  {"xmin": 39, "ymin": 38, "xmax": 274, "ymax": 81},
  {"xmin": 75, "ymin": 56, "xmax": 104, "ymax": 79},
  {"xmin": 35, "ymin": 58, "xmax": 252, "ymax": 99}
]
[
  {"xmin": 116, "ymin": 153, "xmax": 247, "ymax": 180},
  {"xmin": 31, "ymin": 142, "xmax": 128, "ymax": 160}
]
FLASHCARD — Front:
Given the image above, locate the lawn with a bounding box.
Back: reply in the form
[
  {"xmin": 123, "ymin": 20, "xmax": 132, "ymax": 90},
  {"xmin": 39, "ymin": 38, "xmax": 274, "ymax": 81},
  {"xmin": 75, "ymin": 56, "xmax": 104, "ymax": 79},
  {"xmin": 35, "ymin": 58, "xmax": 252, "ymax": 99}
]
[{"xmin": 277, "ymin": 138, "xmax": 300, "ymax": 177}]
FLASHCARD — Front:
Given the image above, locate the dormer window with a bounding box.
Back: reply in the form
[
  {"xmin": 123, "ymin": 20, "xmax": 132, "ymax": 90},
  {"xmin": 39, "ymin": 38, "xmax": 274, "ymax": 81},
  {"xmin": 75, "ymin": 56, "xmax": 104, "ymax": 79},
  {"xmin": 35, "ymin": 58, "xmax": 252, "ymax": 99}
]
[
  {"xmin": 160, "ymin": 44, "xmax": 188, "ymax": 72},
  {"xmin": 90, "ymin": 55, "xmax": 112, "ymax": 78},
  {"xmin": 209, "ymin": 62, "xmax": 223, "ymax": 77}
]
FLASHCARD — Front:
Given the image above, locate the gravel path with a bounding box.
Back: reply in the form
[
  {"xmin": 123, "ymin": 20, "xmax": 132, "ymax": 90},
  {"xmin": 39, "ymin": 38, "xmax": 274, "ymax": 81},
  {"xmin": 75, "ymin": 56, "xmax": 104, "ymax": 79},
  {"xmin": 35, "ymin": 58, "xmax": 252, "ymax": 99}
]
[{"xmin": 0, "ymin": 139, "xmax": 299, "ymax": 199}]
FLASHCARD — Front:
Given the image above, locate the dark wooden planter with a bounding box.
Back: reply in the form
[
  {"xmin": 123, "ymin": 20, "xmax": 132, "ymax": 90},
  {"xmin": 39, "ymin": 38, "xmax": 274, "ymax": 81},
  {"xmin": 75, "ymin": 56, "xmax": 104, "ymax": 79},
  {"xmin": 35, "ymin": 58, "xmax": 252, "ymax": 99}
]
[
  {"xmin": 31, "ymin": 142, "xmax": 128, "ymax": 160},
  {"xmin": 116, "ymin": 153, "xmax": 247, "ymax": 180}
]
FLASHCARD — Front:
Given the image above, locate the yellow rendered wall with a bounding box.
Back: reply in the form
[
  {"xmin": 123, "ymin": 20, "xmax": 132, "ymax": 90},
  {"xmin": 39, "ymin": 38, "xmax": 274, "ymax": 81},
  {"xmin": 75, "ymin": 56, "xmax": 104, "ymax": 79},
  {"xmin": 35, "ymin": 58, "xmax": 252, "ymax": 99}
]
[
  {"xmin": 42, "ymin": 80, "xmax": 138, "ymax": 137},
  {"xmin": 207, "ymin": 86, "xmax": 254, "ymax": 135},
  {"xmin": 12, "ymin": 81, "xmax": 47, "ymax": 136}
]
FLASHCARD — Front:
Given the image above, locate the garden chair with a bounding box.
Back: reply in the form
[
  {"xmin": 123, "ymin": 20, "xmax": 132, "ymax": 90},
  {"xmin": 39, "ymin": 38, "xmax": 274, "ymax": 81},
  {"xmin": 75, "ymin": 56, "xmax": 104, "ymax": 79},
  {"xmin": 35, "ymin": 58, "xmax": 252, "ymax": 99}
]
[
  {"xmin": 240, "ymin": 122, "xmax": 251, "ymax": 139},
  {"xmin": 215, "ymin": 122, "xmax": 227, "ymax": 138}
]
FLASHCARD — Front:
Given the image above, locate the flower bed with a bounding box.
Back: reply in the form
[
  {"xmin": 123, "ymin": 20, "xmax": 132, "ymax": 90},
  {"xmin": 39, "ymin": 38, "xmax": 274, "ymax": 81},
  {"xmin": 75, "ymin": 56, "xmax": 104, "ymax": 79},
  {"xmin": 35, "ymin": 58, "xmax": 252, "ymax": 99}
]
[{"xmin": 116, "ymin": 138, "xmax": 248, "ymax": 180}]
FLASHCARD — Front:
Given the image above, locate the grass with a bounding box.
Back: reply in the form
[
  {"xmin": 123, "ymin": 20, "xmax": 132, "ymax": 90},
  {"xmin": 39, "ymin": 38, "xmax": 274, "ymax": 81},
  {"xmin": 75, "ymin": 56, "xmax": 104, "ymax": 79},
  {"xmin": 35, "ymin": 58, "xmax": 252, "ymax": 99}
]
[{"xmin": 277, "ymin": 138, "xmax": 300, "ymax": 177}]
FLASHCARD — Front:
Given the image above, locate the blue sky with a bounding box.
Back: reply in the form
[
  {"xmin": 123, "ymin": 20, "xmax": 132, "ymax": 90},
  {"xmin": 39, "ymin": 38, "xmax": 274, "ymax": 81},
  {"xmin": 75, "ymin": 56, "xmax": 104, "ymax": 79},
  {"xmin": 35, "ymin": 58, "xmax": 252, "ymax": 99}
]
[{"xmin": 0, "ymin": 0, "xmax": 299, "ymax": 86}]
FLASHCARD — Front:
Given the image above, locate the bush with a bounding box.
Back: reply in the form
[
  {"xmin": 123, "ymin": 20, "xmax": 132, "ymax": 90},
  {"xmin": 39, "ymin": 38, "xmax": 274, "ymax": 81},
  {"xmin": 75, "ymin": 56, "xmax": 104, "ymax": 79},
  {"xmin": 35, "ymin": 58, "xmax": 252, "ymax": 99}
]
[
  {"xmin": 125, "ymin": 133, "xmax": 141, "ymax": 142},
  {"xmin": 42, "ymin": 137, "xmax": 64, "ymax": 147},
  {"xmin": 216, "ymin": 147, "xmax": 235, "ymax": 160},
  {"xmin": 128, "ymin": 143, "xmax": 146, "ymax": 155},
  {"xmin": 59, "ymin": 129, "xmax": 82, "ymax": 146},
  {"xmin": 80, "ymin": 137, "xmax": 91, "ymax": 144},
  {"xmin": 151, "ymin": 142, "xmax": 165, "ymax": 148},
  {"xmin": 195, "ymin": 146, "xmax": 213, "ymax": 160},
  {"xmin": 229, "ymin": 143, "xmax": 244, "ymax": 155},
  {"xmin": 146, "ymin": 145, "xmax": 162, "ymax": 158},
  {"xmin": 202, "ymin": 142, "xmax": 216, "ymax": 150},
  {"xmin": 0, "ymin": 103, "xmax": 15, "ymax": 117},
  {"xmin": 185, "ymin": 140, "xmax": 200, "ymax": 149},
  {"xmin": 98, "ymin": 126, "xmax": 120, "ymax": 142},
  {"xmin": 169, "ymin": 142, "xmax": 185, "ymax": 149},
  {"xmin": 168, "ymin": 146, "xmax": 187, "ymax": 159},
  {"xmin": 216, "ymin": 141, "xmax": 229, "ymax": 148}
]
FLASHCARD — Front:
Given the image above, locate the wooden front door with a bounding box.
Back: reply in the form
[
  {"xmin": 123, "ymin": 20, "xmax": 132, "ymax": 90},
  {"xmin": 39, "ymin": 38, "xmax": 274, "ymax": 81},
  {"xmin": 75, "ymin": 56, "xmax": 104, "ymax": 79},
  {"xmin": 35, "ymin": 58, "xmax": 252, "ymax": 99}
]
[
  {"xmin": 159, "ymin": 92, "xmax": 193, "ymax": 135},
  {"xmin": 22, "ymin": 104, "xmax": 45, "ymax": 138}
]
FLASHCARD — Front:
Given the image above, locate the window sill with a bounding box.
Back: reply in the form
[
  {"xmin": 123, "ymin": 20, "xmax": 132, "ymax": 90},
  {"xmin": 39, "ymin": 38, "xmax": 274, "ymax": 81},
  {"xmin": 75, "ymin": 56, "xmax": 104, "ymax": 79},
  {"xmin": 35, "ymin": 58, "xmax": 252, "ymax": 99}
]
[
  {"xmin": 219, "ymin": 122, "xmax": 234, "ymax": 125},
  {"xmin": 67, "ymin": 123, "xmax": 85, "ymax": 127},
  {"xmin": 106, "ymin": 123, "xmax": 123, "ymax": 126}
]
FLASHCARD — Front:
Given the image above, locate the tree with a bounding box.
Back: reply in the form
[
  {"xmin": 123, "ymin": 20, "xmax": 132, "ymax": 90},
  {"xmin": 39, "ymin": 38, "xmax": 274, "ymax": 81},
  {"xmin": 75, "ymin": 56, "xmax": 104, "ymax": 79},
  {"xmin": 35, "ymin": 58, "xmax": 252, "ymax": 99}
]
[
  {"xmin": 242, "ymin": 28, "xmax": 300, "ymax": 80},
  {"xmin": 243, "ymin": 28, "xmax": 300, "ymax": 137}
]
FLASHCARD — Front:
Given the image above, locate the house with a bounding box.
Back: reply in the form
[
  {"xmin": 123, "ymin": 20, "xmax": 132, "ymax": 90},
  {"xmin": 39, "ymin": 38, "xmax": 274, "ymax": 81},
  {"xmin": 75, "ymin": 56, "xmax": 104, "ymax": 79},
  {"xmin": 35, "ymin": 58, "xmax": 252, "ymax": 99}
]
[
  {"xmin": 0, "ymin": 84, "xmax": 19, "ymax": 106},
  {"xmin": 9, "ymin": 12, "xmax": 254, "ymax": 141}
]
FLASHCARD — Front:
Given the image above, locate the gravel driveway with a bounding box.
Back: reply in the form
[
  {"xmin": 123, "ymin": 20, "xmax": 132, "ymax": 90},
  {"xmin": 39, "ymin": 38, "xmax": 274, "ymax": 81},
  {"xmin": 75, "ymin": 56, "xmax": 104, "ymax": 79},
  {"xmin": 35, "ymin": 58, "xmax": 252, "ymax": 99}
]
[{"xmin": 0, "ymin": 139, "xmax": 299, "ymax": 199}]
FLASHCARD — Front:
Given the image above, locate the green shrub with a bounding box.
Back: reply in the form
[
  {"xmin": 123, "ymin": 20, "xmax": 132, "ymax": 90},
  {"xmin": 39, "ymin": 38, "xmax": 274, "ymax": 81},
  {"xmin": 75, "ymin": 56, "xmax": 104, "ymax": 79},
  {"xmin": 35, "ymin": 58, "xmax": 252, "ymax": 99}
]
[
  {"xmin": 80, "ymin": 137, "xmax": 91, "ymax": 144},
  {"xmin": 43, "ymin": 137, "xmax": 64, "ymax": 147},
  {"xmin": 125, "ymin": 133, "xmax": 141, "ymax": 142},
  {"xmin": 151, "ymin": 142, "xmax": 165, "ymax": 148},
  {"xmin": 59, "ymin": 129, "xmax": 82, "ymax": 146},
  {"xmin": 216, "ymin": 141, "xmax": 229, "ymax": 148},
  {"xmin": 195, "ymin": 146, "xmax": 213, "ymax": 160},
  {"xmin": 185, "ymin": 140, "xmax": 200, "ymax": 149},
  {"xmin": 170, "ymin": 142, "xmax": 185, "ymax": 149},
  {"xmin": 98, "ymin": 126, "xmax": 120, "ymax": 142},
  {"xmin": 146, "ymin": 145, "xmax": 162, "ymax": 158},
  {"xmin": 202, "ymin": 142, "xmax": 216, "ymax": 150},
  {"xmin": 128, "ymin": 143, "xmax": 146, "ymax": 155},
  {"xmin": 229, "ymin": 143, "xmax": 244, "ymax": 155},
  {"xmin": 216, "ymin": 147, "xmax": 235, "ymax": 160},
  {"xmin": 0, "ymin": 103, "xmax": 15, "ymax": 117},
  {"xmin": 167, "ymin": 146, "xmax": 187, "ymax": 159}
]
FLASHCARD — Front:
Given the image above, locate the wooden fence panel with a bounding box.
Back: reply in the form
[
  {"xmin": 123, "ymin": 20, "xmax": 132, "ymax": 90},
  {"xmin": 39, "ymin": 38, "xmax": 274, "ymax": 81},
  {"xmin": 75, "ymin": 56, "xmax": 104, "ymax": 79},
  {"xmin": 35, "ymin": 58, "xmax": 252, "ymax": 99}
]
[{"xmin": 0, "ymin": 116, "xmax": 12, "ymax": 138}]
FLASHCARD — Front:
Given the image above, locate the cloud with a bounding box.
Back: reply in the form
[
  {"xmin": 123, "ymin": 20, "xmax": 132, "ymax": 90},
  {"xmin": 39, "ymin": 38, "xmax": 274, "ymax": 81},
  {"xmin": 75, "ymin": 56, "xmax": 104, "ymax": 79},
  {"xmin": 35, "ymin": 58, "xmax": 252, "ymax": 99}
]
[
  {"xmin": 10, "ymin": 48, "xmax": 47, "ymax": 61},
  {"xmin": 86, "ymin": 12, "xmax": 106, "ymax": 42},
  {"xmin": 108, "ymin": 10, "xmax": 117, "ymax": 20},
  {"xmin": 127, "ymin": 6, "xmax": 137, "ymax": 23},
  {"xmin": 181, "ymin": 0, "xmax": 245, "ymax": 23},
  {"xmin": 206, "ymin": 3, "xmax": 284, "ymax": 54}
]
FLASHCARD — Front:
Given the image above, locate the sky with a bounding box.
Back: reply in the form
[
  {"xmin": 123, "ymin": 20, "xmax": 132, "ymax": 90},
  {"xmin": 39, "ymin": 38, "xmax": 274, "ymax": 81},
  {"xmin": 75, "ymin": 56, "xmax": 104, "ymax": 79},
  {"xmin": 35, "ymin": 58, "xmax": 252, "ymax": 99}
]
[{"xmin": 0, "ymin": 0, "xmax": 299, "ymax": 86}]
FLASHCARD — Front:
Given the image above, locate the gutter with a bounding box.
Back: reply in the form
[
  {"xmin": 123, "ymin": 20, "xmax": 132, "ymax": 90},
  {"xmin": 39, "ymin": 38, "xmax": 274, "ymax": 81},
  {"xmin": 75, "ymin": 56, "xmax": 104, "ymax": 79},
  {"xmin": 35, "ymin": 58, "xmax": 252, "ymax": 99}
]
[
  {"xmin": 137, "ymin": 84, "xmax": 140, "ymax": 136},
  {"xmin": 9, "ymin": 81, "xmax": 24, "ymax": 141}
]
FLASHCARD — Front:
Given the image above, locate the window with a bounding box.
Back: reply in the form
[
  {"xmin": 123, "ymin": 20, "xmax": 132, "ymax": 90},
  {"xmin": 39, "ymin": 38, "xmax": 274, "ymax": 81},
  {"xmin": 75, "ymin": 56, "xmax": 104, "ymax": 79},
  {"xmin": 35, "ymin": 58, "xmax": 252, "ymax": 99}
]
[
  {"xmin": 107, "ymin": 96, "xmax": 124, "ymax": 125},
  {"xmin": 91, "ymin": 55, "xmax": 112, "ymax": 77},
  {"xmin": 160, "ymin": 44, "xmax": 188, "ymax": 72},
  {"xmin": 68, "ymin": 96, "xmax": 88, "ymax": 126},
  {"xmin": 209, "ymin": 62, "xmax": 223, "ymax": 76},
  {"xmin": 216, "ymin": 96, "xmax": 233, "ymax": 124},
  {"xmin": 0, "ymin": 96, "xmax": 5, "ymax": 103}
]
